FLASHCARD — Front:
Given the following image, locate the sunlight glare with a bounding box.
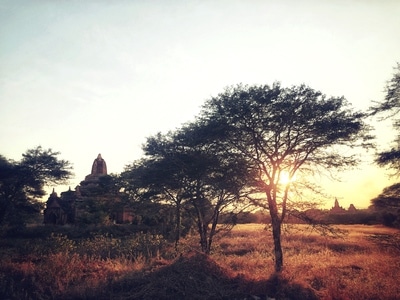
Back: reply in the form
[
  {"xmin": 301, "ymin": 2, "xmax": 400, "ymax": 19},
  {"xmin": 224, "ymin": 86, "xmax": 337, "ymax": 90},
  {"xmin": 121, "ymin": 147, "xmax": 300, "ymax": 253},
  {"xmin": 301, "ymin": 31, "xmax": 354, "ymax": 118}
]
[{"xmin": 279, "ymin": 171, "xmax": 296, "ymax": 185}]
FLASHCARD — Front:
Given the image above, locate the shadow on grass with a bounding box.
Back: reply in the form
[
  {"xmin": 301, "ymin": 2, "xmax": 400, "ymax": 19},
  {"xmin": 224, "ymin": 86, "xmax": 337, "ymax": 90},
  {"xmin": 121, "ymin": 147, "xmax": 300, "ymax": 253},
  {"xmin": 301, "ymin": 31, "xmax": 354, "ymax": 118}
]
[{"xmin": 70, "ymin": 252, "xmax": 319, "ymax": 300}]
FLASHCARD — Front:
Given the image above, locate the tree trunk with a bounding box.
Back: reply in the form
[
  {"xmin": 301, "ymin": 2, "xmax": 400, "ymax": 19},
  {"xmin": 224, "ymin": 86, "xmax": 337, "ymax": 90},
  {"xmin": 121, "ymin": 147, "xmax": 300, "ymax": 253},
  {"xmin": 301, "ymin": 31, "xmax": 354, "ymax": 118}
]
[
  {"xmin": 267, "ymin": 191, "xmax": 284, "ymax": 272},
  {"xmin": 271, "ymin": 215, "xmax": 283, "ymax": 272},
  {"xmin": 207, "ymin": 209, "xmax": 220, "ymax": 254},
  {"xmin": 193, "ymin": 204, "xmax": 208, "ymax": 253},
  {"xmin": 198, "ymin": 222, "xmax": 208, "ymax": 253},
  {"xmin": 174, "ymin": 201, "xmax": 181, "ymax": 251}
]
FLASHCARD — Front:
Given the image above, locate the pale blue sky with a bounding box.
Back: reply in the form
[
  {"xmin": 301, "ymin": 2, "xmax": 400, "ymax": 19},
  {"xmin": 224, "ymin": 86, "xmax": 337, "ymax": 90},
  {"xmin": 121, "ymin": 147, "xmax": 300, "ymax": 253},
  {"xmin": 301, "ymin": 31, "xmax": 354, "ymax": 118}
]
[{"xmin": 1, "ymin": 0, "xmax": 399, "ymax": 208}]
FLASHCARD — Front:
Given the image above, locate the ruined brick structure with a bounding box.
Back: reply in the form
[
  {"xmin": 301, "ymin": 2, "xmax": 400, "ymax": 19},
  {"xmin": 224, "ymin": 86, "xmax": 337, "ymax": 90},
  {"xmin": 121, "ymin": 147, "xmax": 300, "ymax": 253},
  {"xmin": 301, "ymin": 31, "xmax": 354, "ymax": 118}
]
[
  {"xmin": 330, "ymin": 198, "xmax": 346, "ymax": 213},
  {"xmin": 330, "ymin": 198, "xmax": 357, "ymax": 213},
  {"xmin": 44, "ymin": 154, "xmax": 133, "ymax": 225},
  {"xmin": 43, "ymin": 188, "xmax": 75, "ymax": 225},
  {"xmin": 78, "ymin": 153, "xmax": 108, "ymax": 196}
]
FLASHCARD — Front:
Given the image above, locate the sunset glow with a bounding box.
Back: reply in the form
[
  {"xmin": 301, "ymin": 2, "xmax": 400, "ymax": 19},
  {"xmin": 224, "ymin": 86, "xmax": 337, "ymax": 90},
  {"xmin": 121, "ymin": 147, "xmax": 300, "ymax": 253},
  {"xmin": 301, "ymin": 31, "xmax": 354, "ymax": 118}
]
[
  {"xmin": 278, "ymin": 171, "xmax": 296, "ymax": 186},
  {"xmin": 0, "ymin": 1, "xmax": 399, "ymax": 208}
]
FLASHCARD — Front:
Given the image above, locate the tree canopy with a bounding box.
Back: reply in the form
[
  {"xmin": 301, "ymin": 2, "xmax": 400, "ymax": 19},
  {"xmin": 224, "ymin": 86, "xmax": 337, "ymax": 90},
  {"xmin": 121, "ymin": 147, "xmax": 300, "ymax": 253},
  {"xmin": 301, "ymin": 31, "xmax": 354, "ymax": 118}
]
[
  {"xmin": 0, "ymin": 146, "xmax": 72, "ymax": 228},
  {"xmin": 369, "ymin": 63, "xmax": 400, "ymax": 174},
  {"xmin": 122, "ymin": 122, "xmax": 256, "ymax": 253},
  {"xmin": 371, "ymin": 183, "xmax": 400, "ymax": 210},
  {"xmin": 370, "ymin": 183, "xmax": 400, "ymax": 227},
  {"xmin": 370, "ymin": 63, "xmax": 400, "ymax": 115}
]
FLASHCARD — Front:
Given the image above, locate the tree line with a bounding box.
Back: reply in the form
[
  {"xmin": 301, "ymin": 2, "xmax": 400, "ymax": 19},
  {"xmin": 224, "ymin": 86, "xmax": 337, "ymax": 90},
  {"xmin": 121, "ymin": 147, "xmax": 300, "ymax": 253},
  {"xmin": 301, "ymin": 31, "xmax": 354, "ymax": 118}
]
[{"xmin": 1, "ymin": 64, "xmax": 400, "ymax": 272}]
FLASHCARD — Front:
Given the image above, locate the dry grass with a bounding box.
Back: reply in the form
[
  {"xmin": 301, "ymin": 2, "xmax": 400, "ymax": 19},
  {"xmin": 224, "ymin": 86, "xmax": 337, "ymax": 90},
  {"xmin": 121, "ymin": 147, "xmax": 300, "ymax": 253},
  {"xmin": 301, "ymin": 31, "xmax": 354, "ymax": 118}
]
[
  {"xmin": 1, "ymin": 224, "xmax": 399, "ymax": 299},
  {"xmin": 212, "ymin": 224, "xmax": 400, "ymax": 300}
]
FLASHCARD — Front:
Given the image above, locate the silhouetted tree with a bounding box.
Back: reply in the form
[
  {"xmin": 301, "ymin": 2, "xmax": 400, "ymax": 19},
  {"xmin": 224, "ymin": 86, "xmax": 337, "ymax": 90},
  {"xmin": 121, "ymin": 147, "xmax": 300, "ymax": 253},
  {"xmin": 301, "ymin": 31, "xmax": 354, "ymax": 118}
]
[
  {"xmin": 369, "ymin": 62, "xmax": 400, "ymax": 174},
  {"xmin": 0, "ymin": 146, "xmax": 72, "ymax": 229},
  {"xmin": 122, "ymin": 152, "xmax": 190, "ymax": 246},
  {"xmin": 77, "ymin": 174, "xmax": 127, "ymax": 225},
  {"xmin": 370, "ymin": 183, "xmax": 400, "ymax": 227},
  {"xmin": 123, "ymin": 122, "xmax": 255, "ymax": 253},
  {"xmin": 200, "ymin": 83, "xmax": 372, "ymax": 271}
]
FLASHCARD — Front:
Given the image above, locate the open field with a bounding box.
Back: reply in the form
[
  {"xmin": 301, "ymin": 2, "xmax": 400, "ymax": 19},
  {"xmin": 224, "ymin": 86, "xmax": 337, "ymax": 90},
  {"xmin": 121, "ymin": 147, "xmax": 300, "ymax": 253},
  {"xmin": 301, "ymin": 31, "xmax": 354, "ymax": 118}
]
[
  {"xmin": 1, "ymin": 224, "xmax": 399, "ymax": 299},
  {"xmin": 214, "ymin": 224, "xmax": 400, "ymax": 299}
]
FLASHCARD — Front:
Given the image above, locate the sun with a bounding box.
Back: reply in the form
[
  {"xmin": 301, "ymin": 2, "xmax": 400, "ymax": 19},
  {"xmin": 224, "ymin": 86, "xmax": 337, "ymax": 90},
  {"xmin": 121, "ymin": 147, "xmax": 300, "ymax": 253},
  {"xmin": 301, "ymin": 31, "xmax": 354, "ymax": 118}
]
[{"xmin": 278, "ymin": 171, "xmax": 296, "ymax": 185}]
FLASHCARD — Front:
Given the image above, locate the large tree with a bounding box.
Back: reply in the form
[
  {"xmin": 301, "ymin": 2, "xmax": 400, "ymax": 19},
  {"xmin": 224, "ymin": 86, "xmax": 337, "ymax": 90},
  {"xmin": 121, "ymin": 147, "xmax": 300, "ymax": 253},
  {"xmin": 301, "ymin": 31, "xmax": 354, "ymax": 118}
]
[
  {"xmin": 200, "ymin": 83, "xmax": 372, "ymax": 271},
  {"xmin": 123, "ymin": 123, "xmax": 255, "ymax": 253},
  {"xmin": 368, "ymin": 63, "xmax": 400, "ymax": 226},
  {"xmin": 0, "ymin": 146, "xmax": 72, "ymax": 228},
  {"xmin": 369, "ymin": 63, "xmax": 400, "ymax": 174}
]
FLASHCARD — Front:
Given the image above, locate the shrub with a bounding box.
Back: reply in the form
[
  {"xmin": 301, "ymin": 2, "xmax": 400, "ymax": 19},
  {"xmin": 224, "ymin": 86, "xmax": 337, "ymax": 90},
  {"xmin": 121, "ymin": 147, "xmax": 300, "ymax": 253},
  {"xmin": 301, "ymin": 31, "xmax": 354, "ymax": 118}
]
[{"xmin": 77, "ymin": 232, "xmax": 166, "ymax": 260}]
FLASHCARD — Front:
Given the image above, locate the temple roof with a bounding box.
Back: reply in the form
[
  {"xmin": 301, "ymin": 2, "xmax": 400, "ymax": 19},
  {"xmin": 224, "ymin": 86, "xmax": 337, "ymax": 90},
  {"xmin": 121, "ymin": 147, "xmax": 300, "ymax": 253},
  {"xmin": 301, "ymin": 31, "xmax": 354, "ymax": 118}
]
[{"xmin": 91, "ymin": 153, "xmax": 107, "ymax": 176}]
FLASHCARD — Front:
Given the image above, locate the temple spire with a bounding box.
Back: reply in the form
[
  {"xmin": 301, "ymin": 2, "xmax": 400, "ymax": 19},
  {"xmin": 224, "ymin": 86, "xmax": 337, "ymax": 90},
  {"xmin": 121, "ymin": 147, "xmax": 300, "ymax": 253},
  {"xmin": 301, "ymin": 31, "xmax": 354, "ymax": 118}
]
[
  {"xmin": 91, "ymin": 153, "xmax": 107, "ymax": 175},
  {"xmin": 334, "ymin": 198, "xmax": 340, "ymax": 208}
]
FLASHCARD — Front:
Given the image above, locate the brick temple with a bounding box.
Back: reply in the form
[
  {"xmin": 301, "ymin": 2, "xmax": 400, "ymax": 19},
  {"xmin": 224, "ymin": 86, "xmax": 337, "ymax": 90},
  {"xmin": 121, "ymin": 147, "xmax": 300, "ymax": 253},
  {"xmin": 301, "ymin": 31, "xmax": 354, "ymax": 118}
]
[
  {"xmin": 330, "ymin": 198, "xmax": 357, "ymax": 213},
  {"xmin": 43, "ymin": 154, "xmax": 133, "ymax": 225}
]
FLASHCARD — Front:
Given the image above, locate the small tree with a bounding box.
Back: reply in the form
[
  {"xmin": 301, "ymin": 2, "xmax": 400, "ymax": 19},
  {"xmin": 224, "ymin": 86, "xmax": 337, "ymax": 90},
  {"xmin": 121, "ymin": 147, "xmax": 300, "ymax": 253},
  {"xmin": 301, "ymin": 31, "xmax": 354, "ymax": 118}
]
[
  {"xmin": 77, "ymin": 174, "xmax": 127, "ymax": 225},
  {"xmin": 0, "ymin": 146, "xmax": 72, "ymax": 228},
  {"xmin": 200, "ymin": 83, "xmax": 372, "ymax": 271},
  {"xmin": 122, "ymin": 153, "xmax": 190, "ymax": 247}
]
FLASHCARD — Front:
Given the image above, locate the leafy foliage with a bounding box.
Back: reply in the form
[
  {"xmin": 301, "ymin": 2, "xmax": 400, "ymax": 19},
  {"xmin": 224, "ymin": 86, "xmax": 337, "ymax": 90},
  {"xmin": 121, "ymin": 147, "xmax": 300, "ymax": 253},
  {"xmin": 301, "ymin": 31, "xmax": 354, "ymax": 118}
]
[
  {"xmin": 371, "ymin": 183, "xmax": 400, "ymax": 209},
  {"xmin": 0, "ymin": 146, "xmax": 72, "ymax": 228},
  {"xmin": 370, "ymin": 62, "xmax": 400, "ymax": 116},
  {"xmin": 122, "ymin": 121, "xmax": 256, "ymax": 254},
  {"xmin": 370, "ymin": 183, "xmax": 400, "ymax": 227},
  {"xmin": 77, "ymin": 174, "xmax": 125, "ymax": 225},
  {"xmin": 369, "ymin": 63, "xmax": 400, "ymax": 174}
]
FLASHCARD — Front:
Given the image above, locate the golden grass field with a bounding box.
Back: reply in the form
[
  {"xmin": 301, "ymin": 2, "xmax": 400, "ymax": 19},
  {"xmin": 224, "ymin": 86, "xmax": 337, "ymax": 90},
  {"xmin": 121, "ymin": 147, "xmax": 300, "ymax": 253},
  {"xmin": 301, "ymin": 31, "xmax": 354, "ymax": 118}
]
[
  {"xmin": 212, "ymin": 224, "xmax": 400, "ymax": 299},
  {"xmin": 1, "ymin": 224, "xmax": 399, "ymax": 299}
]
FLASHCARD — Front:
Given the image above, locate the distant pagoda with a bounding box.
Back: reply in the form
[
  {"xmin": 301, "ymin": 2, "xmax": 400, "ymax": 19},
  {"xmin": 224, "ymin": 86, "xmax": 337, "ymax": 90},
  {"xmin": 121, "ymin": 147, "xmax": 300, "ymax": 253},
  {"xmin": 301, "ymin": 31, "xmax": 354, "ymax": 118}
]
[
  {"xmin": 78, "ymin": 153, "xmax": 108, "ymax": 195},
  {"xmin": 44, "ymin": 153, "xmax": 134, "ymax": 225}
]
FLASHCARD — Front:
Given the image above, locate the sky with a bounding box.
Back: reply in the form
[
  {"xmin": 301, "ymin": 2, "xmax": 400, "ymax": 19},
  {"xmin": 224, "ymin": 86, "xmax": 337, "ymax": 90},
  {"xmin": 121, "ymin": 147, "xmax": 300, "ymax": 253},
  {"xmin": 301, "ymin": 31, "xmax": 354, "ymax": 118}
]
[{"xmin": 1, "ymin": 0, "xmax": 399, "ymax": 209}]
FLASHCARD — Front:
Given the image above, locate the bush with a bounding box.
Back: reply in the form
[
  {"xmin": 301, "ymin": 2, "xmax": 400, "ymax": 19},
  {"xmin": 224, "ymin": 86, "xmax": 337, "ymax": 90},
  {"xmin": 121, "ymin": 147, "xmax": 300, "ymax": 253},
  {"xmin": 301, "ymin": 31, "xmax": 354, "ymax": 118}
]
[
  {"xmin": 77, "ymin": 232, "xmax": 165, "ymax": 260},
  {"xmin": 323, "ymin": 211, "xmax": 379, "ymax": 225},
  {"xmin": 382, "ymin": 212, "xmax": 399, "ymax": 227}
]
